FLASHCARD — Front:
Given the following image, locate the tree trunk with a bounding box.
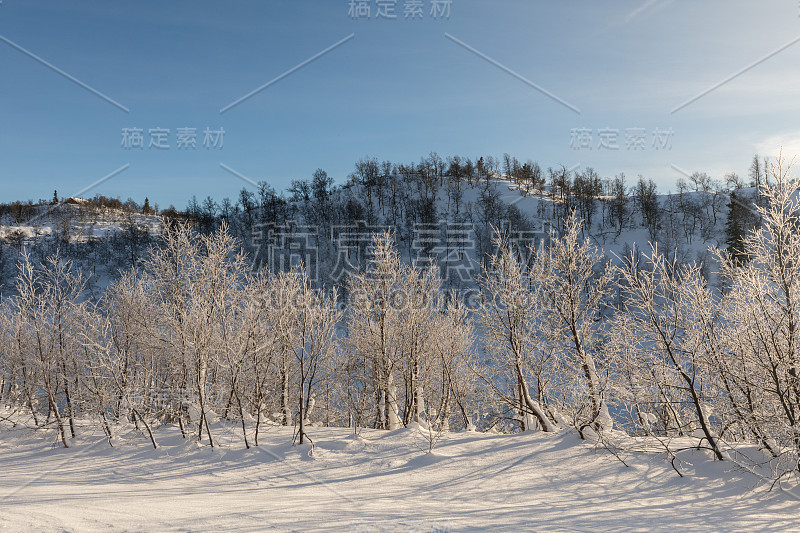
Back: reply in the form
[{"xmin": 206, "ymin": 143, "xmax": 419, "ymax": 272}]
[
  {"xmin": 386, "ymin": 369, "xmax": 401, "ymax": 430},
  {"xmin": 236, "ymin": 391, "xmax": 250, "ymax": 449},
  {"xmin": 281, "ymin": 367, "xmax": 291, "ymax": 426},
  {"xmin": 131, "ymin": 406, "xmax": 158, "ymax": 449},
  {"xmin": 516, "ymin": 364, "xmax": 555, "ymax": 432}
]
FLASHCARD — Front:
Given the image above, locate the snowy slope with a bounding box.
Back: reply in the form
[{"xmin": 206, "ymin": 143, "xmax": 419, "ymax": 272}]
[
  {"xmin": 0, "ymin": 423, "xmax": 797, "ymax": 532},
  {"xmin": 0, "ymin": 202, "xmax": 162, "ymax": 244},
  {"xmin": 0, "ymin": 180, "xmax": 728, "ymax": 277}
]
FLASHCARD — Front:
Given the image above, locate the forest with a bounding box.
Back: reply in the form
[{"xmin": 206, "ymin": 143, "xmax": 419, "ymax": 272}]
[{"xmin": 0, "ymin": 152, "xmax": 797, "ymax": 485}]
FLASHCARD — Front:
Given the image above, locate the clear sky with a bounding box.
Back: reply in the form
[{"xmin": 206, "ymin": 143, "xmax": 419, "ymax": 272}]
[{"xmin": 1, "ymin": 0, "xmax": 799, "ymax": 209}]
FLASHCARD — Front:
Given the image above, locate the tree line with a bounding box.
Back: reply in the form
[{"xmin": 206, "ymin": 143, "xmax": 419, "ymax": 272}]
[
  {"xmin": 1, "ymin": 152, "xmax": 770, "ymax": 299},
  {"xmin": 1, "ymin": 157, "xmax": 799, "ymax": 482}
]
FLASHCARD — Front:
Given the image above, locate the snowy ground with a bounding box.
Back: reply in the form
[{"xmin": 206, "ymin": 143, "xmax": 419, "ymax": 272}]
[{"xmin": 1, "ymin": 423, "xmax": 798, "ymax": 532}]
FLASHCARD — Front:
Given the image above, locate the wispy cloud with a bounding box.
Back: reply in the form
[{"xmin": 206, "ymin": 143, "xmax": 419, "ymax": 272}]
[
  {"xmin": 624, "ymin": 0, "xmax": 665, "ymax": 24},
  {"xmin": 756, "ymin": 134, "xmax": 800, "ymax": 162},
  {"xmin": 601, "ymin": 0, "xmax": 673, "ymax": 33},
  {"xmin": 672, "ymin": 33, "xmax": 800, "ymax": 114}
]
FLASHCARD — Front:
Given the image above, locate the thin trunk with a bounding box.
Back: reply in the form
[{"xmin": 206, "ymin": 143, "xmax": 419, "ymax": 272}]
[
  {"xmin": 61, "ymin": 362, "xmax": 76, "ymax": 438},
  {"xmin": 254, "ymin": 398, "xmax": 263, "ymax": 446},
  {"xmin": 236, "ymin": 391, "xmax": 250, "ymax": 449},
  {"xmin": 516, "ymin": 364, "xmax": 555, "ymax": 432},
  {"xmin": 281, "ymin": 366, "xmax": 291, "ymax": 426},
  {"xmin": 45, "ymin": 378, "xmax": 69, "ymax": 448},
  {"xmin": 100, "ymin": 412, "xmax": 114, "ymax": 446},
  {"xmin": 178, "ymin": 412, "xmax": 187, "ymax": 438},
  {"xmin": 131, "ymin": 406, "xmax": 158, "ymax": 449},
  {"xmin": 386, "ymin": 368, "xmax": 401, "ymax": 430},
  {"xmin": 413, "ymin": 358, "xmax": 424, "ymax": 424},
  {"xmin": 298, "ymin": 386, "xmax": 306, "ymax": 445}
]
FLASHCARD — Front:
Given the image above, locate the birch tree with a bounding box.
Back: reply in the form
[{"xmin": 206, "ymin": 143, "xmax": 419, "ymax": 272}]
[
  {"xmin": 614, "ymin": 247, "xmax": 724, "ymax": 460},
  {"xmin": 477, "ymin": 232, "xmax": 556, "ymax": 432},
  {"xmin": 12, "ymin": 252, "xmax": 86, "ymax": 447},
  {"xmin": 713, "ymin": 155, "xmax": 800, "ymax": 473},
  {"xmin": 536, "ymin": 214, "xmax": 612, "ymax": 432},
  {"xmin": 346, "ymin": 231, "xmax": 406, "ymax": 430}
]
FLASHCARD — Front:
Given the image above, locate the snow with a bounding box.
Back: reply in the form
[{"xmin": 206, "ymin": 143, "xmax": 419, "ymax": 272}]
[
  {"xmin": 0, "ymin": 204, "xmax": 162, "ymax": 245},
  {"xmin": 64, "ymin": 197, "xmax": 91, "ymax": 205},
  {"xmin": 0, "ymin": 175, "xmax": 787, "ymax": 531},
  {"xmin": 1, "ymin": 422, "xmax": 798, "ymax": 532},
  {"xmin": 0, "ymin": 226, "xmax": 52, "ymax": 240}
]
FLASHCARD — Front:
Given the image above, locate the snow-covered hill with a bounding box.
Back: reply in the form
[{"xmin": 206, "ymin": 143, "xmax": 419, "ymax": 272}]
[
  {"xmin": 0, "ymin": 175, "xmax": 746, "ymax": 301},
  {"xmin": 0, "ymin": 201, "xmax": 162, "ymax": 245}
]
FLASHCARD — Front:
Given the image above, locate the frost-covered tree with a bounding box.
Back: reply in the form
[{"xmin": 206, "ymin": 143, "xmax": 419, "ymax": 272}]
[
  {"xmin": 429, "ymin": 296, "xmax": 477, "ymax": 431},
  {"xmin": 142, "ymin": 222, "xmax": 247, "ymax": 446},
  {"xmin": 713, "ymin": 155, "xmax": 800, "ymax": 474},
  {"xmin": 478, "ymin": 214, "xmax": 612, "ymax": 435},
  {"xmin": 613, "ymin": 246, "xmax": 724, "ymax": 460},
  {"xmin": 398, "ymin": 262, "xmax": 441, "ymax": 426},
  {"xmin": 537, "ymin": 214, "xmax": 613, "ymax": 433},
  {"xmin": 344, "ymin": 231, "xmax": 458, "ymax": 432},
  {"xmin": 263, "ymin": 267, "xmax": 340, "ymax": 444},
  {"xmin": 82, "ymin": 271, "xmax": 160, "ymax": 447},
  {"xmin": 346, "ymin": 231, "xmax": 408, "ymax": 430},
  {"xmin": 477, "ymin": 231, "xmax": 555, "ymax": 432},
  {"xmin": 12, "ymin": 251, "xmax": 87, "ymax": 448}
]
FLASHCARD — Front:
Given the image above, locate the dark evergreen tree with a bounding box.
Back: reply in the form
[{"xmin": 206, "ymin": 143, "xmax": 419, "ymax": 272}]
[{"xmin": 725, "ymin": 190, "xmax": 758, "ymax": 264}]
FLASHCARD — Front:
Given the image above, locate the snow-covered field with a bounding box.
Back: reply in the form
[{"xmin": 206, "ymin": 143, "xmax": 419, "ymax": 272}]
[{"xmin": 1, "ymin": 423, "xmax": 798, "ymax": 532}]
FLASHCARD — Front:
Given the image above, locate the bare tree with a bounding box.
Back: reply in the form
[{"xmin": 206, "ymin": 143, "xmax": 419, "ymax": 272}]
[
  {"xmin": 346, "ymin": 231, "xmax": 406, "ymax": 430},
  {"xmin": 614, "ymin": 245, "xmax": 724, "ymax": 460},
  {"xmin": 536, "ymin": 214, "xmax": 613, "ymax": 433},
  {"xmin": 713, "ymin": 154, "xmax": 800, "ymax": 475},
  {"xmin": 477, "ymin": 231, "xmax": 556, "ymax": 432}
]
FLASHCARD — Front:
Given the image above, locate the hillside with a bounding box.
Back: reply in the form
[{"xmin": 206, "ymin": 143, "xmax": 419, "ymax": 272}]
[
  {"xmin": 0, "ymin": 168, "xmax": 749, "ymax": 298},
  {"xmin": 1, "ymin": 166, "xmax": 798, "ymax": 532},
  {"xmin": 0, "ymin": 201, "xmax": 162, "ymax": 295}
]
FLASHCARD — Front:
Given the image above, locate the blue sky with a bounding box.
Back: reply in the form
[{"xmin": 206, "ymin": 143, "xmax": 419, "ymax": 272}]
[{"xmin": 1, "ymin": 0, "xmax": 799, "ymax": 209}]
